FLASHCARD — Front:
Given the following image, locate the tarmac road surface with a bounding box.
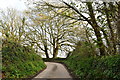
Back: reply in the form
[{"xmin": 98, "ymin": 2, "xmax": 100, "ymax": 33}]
[{"xmin": 33, "ymin": 62, "xmax": 73, "ymax": 80}]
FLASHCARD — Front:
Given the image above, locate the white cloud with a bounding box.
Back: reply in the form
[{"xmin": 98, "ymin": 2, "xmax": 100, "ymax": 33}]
[{"xmin": 0, "ymin": 0, "xmax": 27, "ymax": 11}]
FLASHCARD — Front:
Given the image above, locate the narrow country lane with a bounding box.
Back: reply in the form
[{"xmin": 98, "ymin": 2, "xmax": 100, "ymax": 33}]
[{"xmin": 32, "ymin": 62, "xmax": 73, "ymax": 80}]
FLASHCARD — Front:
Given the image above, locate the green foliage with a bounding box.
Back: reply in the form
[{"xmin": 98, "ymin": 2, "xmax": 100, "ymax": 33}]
[
  {"xmin": 2, "ymin": 40, "xmax": 46, "ymax": 78},
  {"xmin": 64, "ymin": 55, "xmax": 120, "ymax": 79},
  {"xmin": 71, "ymin": 41, "xmax": 96, "ymax": 58}
]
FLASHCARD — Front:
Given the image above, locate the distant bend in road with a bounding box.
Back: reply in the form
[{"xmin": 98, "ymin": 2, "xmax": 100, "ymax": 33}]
[{"xmin": 33, "ymin": 62, "xmax": 72, "ymax": 79}]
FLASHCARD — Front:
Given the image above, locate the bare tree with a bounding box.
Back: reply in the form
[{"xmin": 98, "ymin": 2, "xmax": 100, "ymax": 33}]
[{"xmin": 0, "ymin": 9, "xmax": 26, "ymax": 43}]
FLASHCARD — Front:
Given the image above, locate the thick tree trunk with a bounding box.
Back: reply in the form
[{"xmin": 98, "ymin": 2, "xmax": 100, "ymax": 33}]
[
  {"xmin": 44, "ymin": 45, "xmax": 49, "ymax": 58},
  {"xmin": 104, "ymin": 2, "xmax": 116, "ymax": 54},
  {"xmin": 93, "ymin": 25, "xmax": 106, "ymax": 56},
  {"xmin": 117, "ymin": 2, "xmax": 120, "ymax": 54},
  {"xmin": 53, "ymin": 47, "xmax": 58, "ymax": 58},
  {"xmin": 52, "ymin": 38, "xmax": 59, "ymax": 58},
  {"xmin": 53, "ymin": 42, "xmax": 59, "ymax": 58},
  {"xmin": 53, "ymin": 46, "xmax": 55, "ymax": 58},
  {"xmin": 87, "ymin": 2, "xmax": 106, "ymax": 56},
  {"xmin": 101, "ymin": 28, "xmax": 110, "ymax": 53}
]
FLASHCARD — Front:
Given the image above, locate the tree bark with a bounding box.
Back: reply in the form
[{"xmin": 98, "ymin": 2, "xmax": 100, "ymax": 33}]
[
  {"xmin": 103, "ymin": 2, "xmax": 116, "ymax": 54},
  {"xmin": 86, "ymin": 2, "xmax": 106, "ymax": 56},
  {"xmin": 53, "ymin": 46, "xmax": 58, "ymax": 58},
  {"xmin": 53, "ymin": 39, "xmax": 59, "ymax": 58},
  {"xmin": 101, "ymin": 28, "xmax": 110, "ymax": 54},
  {"xmin": 117, "ymin": 2, "xmax": 120, "ymax": 54},
  {"xmin": 44, "ymin": 45, "xmax": 49, "ymax": 58}
]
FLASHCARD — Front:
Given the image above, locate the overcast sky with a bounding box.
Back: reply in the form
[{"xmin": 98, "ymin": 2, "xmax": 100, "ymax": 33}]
[
  {"xmin": 0, "ymin": 0, "xmax": 27, "ymax": 37},
  {"xmin": 0, "ymin": 0, "xmax": 27, "ymax": 11}
]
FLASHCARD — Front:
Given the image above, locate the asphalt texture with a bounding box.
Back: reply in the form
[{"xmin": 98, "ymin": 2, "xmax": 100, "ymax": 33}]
[{"xmin": 33, "ymin": 62, "xmax": 73, "ymax": 80}]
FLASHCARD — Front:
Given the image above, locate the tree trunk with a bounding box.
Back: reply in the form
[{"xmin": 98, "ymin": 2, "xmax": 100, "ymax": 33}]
[
  {"xmin": 44, "ymin": 45, "xmax": 49, "ymax": 58},
  {"xmin": 87, "ymin": 2, "xmax": 106, "ymax": 56},
  {"xmin": 104, "ymin": 2, "xmax": 116, "ymax": 54},
  {"xmin": 66, "ymin": 52, "xmax": 72, "ymax": 58},
  {"xmin": 53, "ymin": 38, "xmax": 56, "ymax": 58},
  {"xmin": 53, "ymin": 47, "xmax": 58, "ymax": 58},
  {"xmin": 117, "ymin": 2, "xmax": 120, "ymax": 54},
  {"xmin": 53, "ymin": 41, "xmax": 59, "ymax": 58},
  {"xmin": 101, "ymin": 27, "xmax": 111, "ymax": 55},
  {"xmin": 85, "ymin": 26, "xmax": 96, "ymax": 56}
]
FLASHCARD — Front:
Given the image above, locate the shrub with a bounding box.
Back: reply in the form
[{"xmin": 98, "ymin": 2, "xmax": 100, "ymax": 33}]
[{"xmin": 64, "ymin": 55, "xmax": 120, "ymax": 79}]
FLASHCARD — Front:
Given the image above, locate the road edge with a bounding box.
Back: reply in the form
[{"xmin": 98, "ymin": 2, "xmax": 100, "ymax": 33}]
[
  {"xmin": 46, "ymin": 61, "xmax": 79, "ymax": 79},
  {"xmin": 30, "ymin": 66, "xmax": 47, "ymax": 79}
]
